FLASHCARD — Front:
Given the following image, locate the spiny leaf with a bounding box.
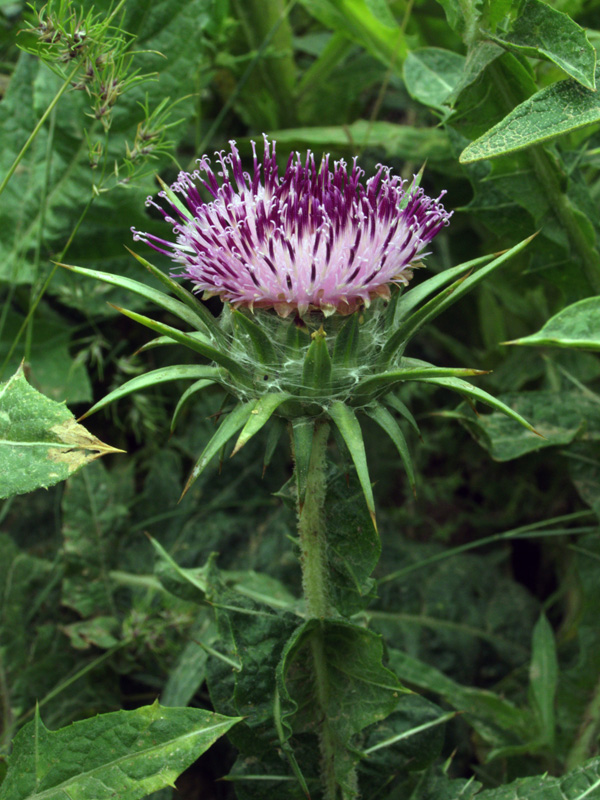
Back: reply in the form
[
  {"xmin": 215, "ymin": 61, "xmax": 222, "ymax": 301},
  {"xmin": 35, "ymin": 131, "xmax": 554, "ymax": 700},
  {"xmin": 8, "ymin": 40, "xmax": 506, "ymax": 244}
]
[
  {"xmin": 135, "ymin": 331, "xmax": 212, "ymax": 355},
  {"xmin": 232, "ymin": 309, "xmax": 278, "ymax": 367},
  {"xmin": 232, "ymin": 392, "xmax": 292, "ymax": 456},
  {"xmin": 365, "ymin": 403, "xmax": 416, "ymax": 495},
  {"xmin": 125, "ymin": 247, "xmax": 227, "ymax": 343},
  {"xmin": 385, "ymin": 393, "xmax": 420, "ymax": 437},
  {"xmin": 181, "ymin": 401, "xmax": 257, "ymax": 498},
  {"xmin": 328, "ymin": 401, "xmax": 376, "ymax": 530},
  {"xmin": 302, "ymin": 326, "xmax": 332, "ymax": 397},
  {"xmin": 108, "ymin": 304, "xmax": 252, "ymax": 385},
  {"xmin": 0, "ymin": 702, "xmax": 240, "ymax": 800},
  {"xmin": 355, "ymin": 365, "xmax": 487, "ymax": 398},
  {"xmin": 380, "ymin": 235, "xmax": 535, "ymax": 365},
  {"xmin": 58, "ymin": 262, "xmax": 209, "ymax": 333},
  {"xmin": 171, "ymin": 379, "xmax": 217, "ymax": 432},
  {"xmin": 263, "ymin": 417, "xmax": 286, "ymax": 476},
  {"xmin": 0, "ymin": 365, "xmax": 122, "ymax": 499},
  {"xmin": 80, "ymin": 365, "xmax": 221, "ymax": 420},
  {"xmin": 332, "ymin": 312, "xmax": 361, "ymax": 368}
]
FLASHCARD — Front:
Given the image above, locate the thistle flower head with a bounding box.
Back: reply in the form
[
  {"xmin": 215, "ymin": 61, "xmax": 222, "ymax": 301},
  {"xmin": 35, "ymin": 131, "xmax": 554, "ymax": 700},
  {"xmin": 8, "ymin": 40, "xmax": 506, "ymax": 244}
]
[{"xmin": 132, "ymin": 136, "xmax": 451, "ymax": 317}]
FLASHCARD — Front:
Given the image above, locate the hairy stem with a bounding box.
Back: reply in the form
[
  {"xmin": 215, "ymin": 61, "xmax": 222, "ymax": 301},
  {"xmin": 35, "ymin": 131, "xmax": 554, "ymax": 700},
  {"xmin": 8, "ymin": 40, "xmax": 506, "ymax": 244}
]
[{"xmin": 294, "ymin": 421, "xmax": 356, "ymax": 799}]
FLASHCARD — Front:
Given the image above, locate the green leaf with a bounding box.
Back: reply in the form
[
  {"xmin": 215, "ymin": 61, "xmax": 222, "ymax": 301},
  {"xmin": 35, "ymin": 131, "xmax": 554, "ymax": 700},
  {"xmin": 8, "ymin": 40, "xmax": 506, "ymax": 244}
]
[
  {"xmin": 302, "ymin": 327, "xmax": 332, "ymax": 397},
  {"xmin": 297, "ymin": 0, "xmax": 408, "ymax": 70},
  {"xmin": 507, "ymin": 297, "xmax": 600, "ymax": 352},
  {"xmin": 0, "ymin": 365, "xmax": 121, "ymax": 499},
  {"xmin": 456, "ymin": 390, "xmax": 600, "ymax": 460},
  {"xmin": 232, "ymin": 393, "xmax": 292, "ymax": 456},
  {"xmin": 59, "ymin": 262, "xmax": 211, "ymax": 333},
  {"xmin": 460, "ymin": 69, "xmax": 600, "ymax": 162},
  {"xmin": 278, "ymin": 619, "xmax": 406, "ymax": 793},
  {"xmin": 182, "ymin": 401, "xmax": 257, "ymax": 495},
  {"xmin": 382, "ymin": 236, "xmax": 535, "ymax": 364},
  {"xmin": 529, "ymin": 613, "xmax": 558, "ymax": 746},
  {"xmin": 355, "ymin": 365, "xmax": 486, "ymax": 399},
  {"xmin": 487, "ymin": 0, "xmax": 596, "ymax": 90},
  {"xmin": 365, "ymin": 403, "xmax": 416, "ymax": 494},
  {"xmin": 150, "ymin": 535, "xmax": 208, "ymax": 604},
  {"xmin": 474, "ymin": 756, "xmax": 600, "ymax": 799},
  {"xmin": 81, "ymin": 365, "xmax": 221, "ymax": 420},
  {"xmin": 403, "ymin": 48, "xmax": 465, "ymax": 111},
  {"xmin": 385, "ymin": 393, "xmax": 420, "ymax": 436},
  {"xmin": 417, "ymin": 373, "xmax": 539, "ymax": 436},
  {"xmin": 263, "ymin": 416, "xmax": 286, "ymax": 475},
  {"xmin": 170, "ymin": 378, "xmax": 217, "ymax": 432},
  {"xmin": 109, "ymin": 304, "xmax": 252, "ymax": 384},
  {"xmin": 328, "ymin": 401, "xmax": 376, "ymax": 529},
  {"xmin": 0, "ymin": 702, "xmax": 240, "ymax": 800},
  {"xmin": 126, "ymin": 247, "xmax": 227, "ymax": 343}
]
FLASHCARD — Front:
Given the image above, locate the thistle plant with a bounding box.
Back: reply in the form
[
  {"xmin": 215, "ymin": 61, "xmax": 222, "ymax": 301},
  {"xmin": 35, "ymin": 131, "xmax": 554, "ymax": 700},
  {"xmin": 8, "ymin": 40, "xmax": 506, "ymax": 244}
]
[{"xmin": 63, "ymin": 138, "xmax": 536, "ymax": 798}]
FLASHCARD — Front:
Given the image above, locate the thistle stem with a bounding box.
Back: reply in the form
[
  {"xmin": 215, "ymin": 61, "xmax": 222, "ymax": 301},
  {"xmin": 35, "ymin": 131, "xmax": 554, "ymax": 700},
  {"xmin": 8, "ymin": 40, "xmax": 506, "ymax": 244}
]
[{"xmin": 294, "ymin": 421, "xmax": 355, "ymax": 799}]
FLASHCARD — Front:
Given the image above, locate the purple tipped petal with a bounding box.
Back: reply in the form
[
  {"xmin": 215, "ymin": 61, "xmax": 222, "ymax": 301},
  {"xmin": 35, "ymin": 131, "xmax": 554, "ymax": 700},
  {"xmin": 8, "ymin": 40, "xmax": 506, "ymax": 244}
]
[{"xmin": 133, "ymin": 137, "xmax": 452, "ymax": 315}]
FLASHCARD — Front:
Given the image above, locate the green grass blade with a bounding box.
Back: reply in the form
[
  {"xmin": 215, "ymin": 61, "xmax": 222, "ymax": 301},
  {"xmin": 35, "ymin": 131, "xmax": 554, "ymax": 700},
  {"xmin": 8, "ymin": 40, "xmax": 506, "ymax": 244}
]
[
  {"xmin": 366, "ymin": 403, "xmax": 416, "ymax": 495},
  {"xmin": 182, "ymin": 401, "xmax": 257, "ymax": 497},
  {"xmin": 80, "ymin": 365, "xmax": 222, "ymax": 420},
  {"xmin": 232, "ymin": 392, "xmax": 292, "ymax": 455},
  {"xmin": 328, "ymin": 400, "xmax": 376, "ymax": 530},
  {"xmin": 135, "ymin": 331, "xmax": 212, "ymax": 354}
]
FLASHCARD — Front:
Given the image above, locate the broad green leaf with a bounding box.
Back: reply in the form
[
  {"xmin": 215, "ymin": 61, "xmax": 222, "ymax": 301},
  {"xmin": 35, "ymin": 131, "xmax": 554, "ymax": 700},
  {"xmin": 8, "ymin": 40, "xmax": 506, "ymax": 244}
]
[
  {"xmin": 474, "ymin": 756, "xmax": 600, "ymax": 799},
  {"xmin": 59, "ymin": 262, "xmax": 209, "ymax": 333},
  {"xmin": 487, "ymin": 0, "xmax": 596, "ymax": 90},
  {"xmin": 268, "ymin": 119, "xmax": 452, "ymax": 162},
  {"xmin": 460, "ymin": 70, "xmax": 600, "ymax": 162},
  {"xmin": 278, "ymin": 619, "xmax": 406, "ymax": 793},
  {"xmin": 456, "ymin": 390, "xmax": 600, "ymax": 460},
  {"xmin": 528, "ymin": 613, "xmax": 558, "ymax": 746},
  {"xmin": 0, "ymin": 702, "xmax": 240, "ymax": 800},
  {"xmin": 302, "ymin": 327, "xmax": 332, "ymax": 397},
  {"xmin": 328, "ymin": 400, "xmax": 376, "ymax": 528},
  {"xmin": 0, "ymin": 365, "xmax": 121, "ymax": 499},
  {"xmin": 355, "ymin": 365, "xmax": 486, "ymax": 398},
  {"xmin": 80, "ymin": 365, "xmax": 221, "ymax": 420},
  {"xmin": 232, "ymin": 392, "xmax": 292, "ymax": 455},
  {"xmin": 507, "ymin": 297, "xmax": 600, "ymax": 351},
  {"xmin": 403, "ymin": 48, "xmax": 465, "ymax": 111},
  {"xmin": 365, "ymin": 403, "xmax": 416, "ymax": 494},
  {"xmin": 182, "ymin": 401, "xmax": 257, "ymax": 496},
  {"xmin": 109, "ymin": 304, "xmax": 252, "ymax": 384}
]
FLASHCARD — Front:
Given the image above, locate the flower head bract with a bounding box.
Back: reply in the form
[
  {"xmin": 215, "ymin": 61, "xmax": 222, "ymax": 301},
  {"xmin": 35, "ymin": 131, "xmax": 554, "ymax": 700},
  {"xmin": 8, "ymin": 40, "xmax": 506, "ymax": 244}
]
[{"xmin": 132, "ymin": 136, "xmax": 452, "ymax": 317}]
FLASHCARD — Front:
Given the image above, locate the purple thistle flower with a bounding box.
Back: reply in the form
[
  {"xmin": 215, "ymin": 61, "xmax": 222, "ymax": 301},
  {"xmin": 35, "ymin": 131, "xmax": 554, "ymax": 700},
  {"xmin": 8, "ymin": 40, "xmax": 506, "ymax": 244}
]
[{"xmin": 132, "ymin": 136, "xmax": 452, "ymax": 317}]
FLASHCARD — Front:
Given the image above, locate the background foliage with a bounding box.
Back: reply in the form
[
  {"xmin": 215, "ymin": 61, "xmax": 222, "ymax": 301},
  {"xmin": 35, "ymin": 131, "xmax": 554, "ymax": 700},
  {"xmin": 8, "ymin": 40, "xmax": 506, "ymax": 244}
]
[{"xmin": 1, "ymin": 0, "xmax": 600, "ymax": 798}]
